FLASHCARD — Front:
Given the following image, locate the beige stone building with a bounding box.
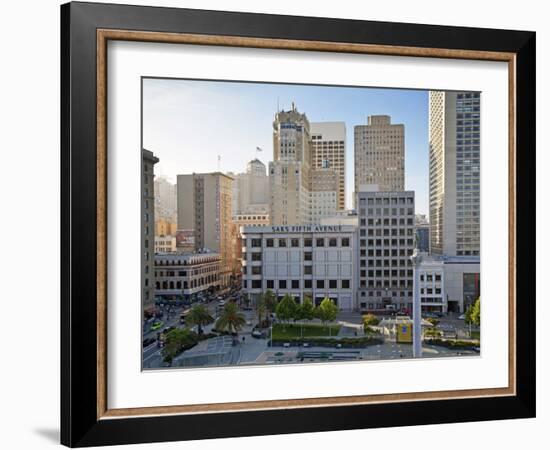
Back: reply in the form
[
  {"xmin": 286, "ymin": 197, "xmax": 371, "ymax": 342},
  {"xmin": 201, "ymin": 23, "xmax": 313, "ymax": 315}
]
[
  {"xmin": 311, "ymin": 122, "xmax": 346, "ymax": 210},
  {"xmin": 176, "ymin": 172, "xmax": 234, "ymax": 286},
  {"xmin": 269, "ymin": 104, "xmax": 312, "ymax": 226},
  {"xmin": 354, "ymin": 115, "xmax": 404, "ymax": 198},
  {"xmin": 154, "ymin": 217, "xmax": 177, "ymax": 237},
  {"xmin": 142, "ymin": 149, "xmax": 158, "ymax": 309}
]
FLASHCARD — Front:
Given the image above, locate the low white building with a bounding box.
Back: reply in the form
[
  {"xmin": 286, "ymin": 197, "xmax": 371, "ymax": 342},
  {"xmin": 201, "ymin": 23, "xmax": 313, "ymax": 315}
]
[
  {"xmin": 240, "ymin": 224, "xmax": 357, "ymax": 311},
  {"xmin": 154, "ymin": 235, "xmax": 177, "ymax": 253},
  {"xmin": 417, "ymin": 254, "xmax": 480, "ymax": 313}
]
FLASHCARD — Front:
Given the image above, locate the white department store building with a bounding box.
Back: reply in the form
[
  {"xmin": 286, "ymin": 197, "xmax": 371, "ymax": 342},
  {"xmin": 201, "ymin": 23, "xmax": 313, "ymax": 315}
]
[{"xmin": 240, "ymin": 225, "xmax": 357, "ymax": 311}]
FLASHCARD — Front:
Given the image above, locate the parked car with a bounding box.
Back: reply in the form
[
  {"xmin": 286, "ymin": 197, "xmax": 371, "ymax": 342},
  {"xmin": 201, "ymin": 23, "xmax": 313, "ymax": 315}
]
[{"xmin": 142, "ymin": 338, "xmax": 156, "ymax": 348}]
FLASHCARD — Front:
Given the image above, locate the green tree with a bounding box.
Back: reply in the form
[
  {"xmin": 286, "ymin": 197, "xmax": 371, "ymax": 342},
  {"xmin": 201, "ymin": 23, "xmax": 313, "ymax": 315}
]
[
  {"xmin": 275, "ymin": 294, "xmax": 298, "ymax": 327},
  {"xmin": 363, "ymin": 314, "xmax": 379, "ymax": 327},
  {"xmin": 315, "ymin": 297, "xmax": 339, "ymax": 335},
  {"xmin": 467, "ymin": 298, "xmax": 480, "ymax": 326},
  {"xmin": 263, "ymin": 289, "xmax": 277, "ymax": 320},
  {"xmin": 256, "ymin": 295, "xmax": 266, "ymax": 328},
  {"xmin": 186, "ymin": 304, "xmax": 214, "ymax": 334},
  {"xmin": 294, "ymin": 297, "xmax": 315, "ymax": 337},
  {"xmin": 465, "ymin": 297, "xmax": 481, "ymax": 326},
  {"xmin": 215, "ymin": 302, "xmax": 246, "ymax": 338},
  {"xmin": 162, "ymin": 328, "xmax": 197, "ymax": 365}
]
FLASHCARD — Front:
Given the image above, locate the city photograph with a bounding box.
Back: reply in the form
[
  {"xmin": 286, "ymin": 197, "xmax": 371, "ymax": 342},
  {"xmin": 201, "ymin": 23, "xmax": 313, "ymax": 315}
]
[{"xmin": 141, "ymin": 78, "xmax": 481, "ymax": 370}]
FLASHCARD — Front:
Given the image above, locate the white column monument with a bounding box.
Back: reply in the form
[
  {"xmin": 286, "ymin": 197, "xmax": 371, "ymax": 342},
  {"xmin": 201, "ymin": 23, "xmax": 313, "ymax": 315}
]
[{"xmin": 410, "ymin": 245, "xmax": 423, "ymax": 358}]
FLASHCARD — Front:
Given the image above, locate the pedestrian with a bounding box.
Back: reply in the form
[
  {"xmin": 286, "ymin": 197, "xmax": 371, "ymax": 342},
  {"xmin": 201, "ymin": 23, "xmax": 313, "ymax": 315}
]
[{"xmin": 242, "ymin": 336, "xmax": 245, "ymax": 344}]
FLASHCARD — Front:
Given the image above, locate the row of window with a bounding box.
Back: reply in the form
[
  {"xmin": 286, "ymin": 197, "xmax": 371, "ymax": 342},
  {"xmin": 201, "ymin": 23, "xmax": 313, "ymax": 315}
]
[
  {"xmin": 243, "ymin": 279, "xmax": 351, "ymax": 290},
  {"xmin": 359, "ymin": 197, "xmax": 413, "ymax": 206},
  {"xmin": 247, "ymin": 237, "xmax": 351, "ymax": 248},
  {"xmin": 359, "ymin": 208, "xmax": 414, "ymax": 216}
]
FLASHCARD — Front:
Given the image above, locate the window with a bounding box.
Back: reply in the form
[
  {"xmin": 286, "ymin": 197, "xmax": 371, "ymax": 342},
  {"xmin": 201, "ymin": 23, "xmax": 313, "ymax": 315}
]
[
  {"xmin": 317, "ymin": 280, "xmax": 325, "ymax": 289},
  {"xmin": 266, "ymin": 239, "xmax": 274, "ymax": 247},
  {"xmin": 291, "ymin": 238, "xmax": 300, "ymax": 247},
  {"xmin": 278, "ymin": 238, "xmax": 287, "ymax": 247},
  {"xmin": 251, "ymin": 252, "xmax": 262, "ymax": 261},
  {"xmin": 252, "ymin": 280, "xmax": 262, "ymax": 289},
  {"xmin": 304, "ymin": 266, "xmax": 312, "ymax": 275},
  {"xmin": 267, "ymin": 280, "xmax": 274, "ymax": 289},
  {"xmin": 279, "ymin": 280, "xmax": 287, "ymax": 289},
  {"xmin": 304, "ymin": 251, "xmax": 312, "ymax": 261},
  {"xmin": 342, "ymin": 280, "xmax": 350, "ymax": 289},
  {"xmin": 304, "ymin": 238, "xmax": 312, "ymax": 247},
  {"xmin": 251, "ymin": 238, "xmax": 262, "ymax": 248},
  {"xmin": 252, "ymin": 266, "xmax": 262, "ymax": 275},
  {"xmin": 341, "ymin": 237, "xmax": 350, "ymax": 247},
  {"xmin": 304, "ymin": 279, "xmax": 312, "ymax": 288},
  {"xmin": 329, "ymin": 280, "xmax": 337, "ymax": 288},
  {"xmin": 316, "ymin": 238, "xmax": 325, "ymax": 247},
  {"xmin": 329, "ymin": 238, "xmax": 337, "ymax": 247},
  {"xmin": 292, "ymin": 280, "xmax": 300, "ymax": 289}
]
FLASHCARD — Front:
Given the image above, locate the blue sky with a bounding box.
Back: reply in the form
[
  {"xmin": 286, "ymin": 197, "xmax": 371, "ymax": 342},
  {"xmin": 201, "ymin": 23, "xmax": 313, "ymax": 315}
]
[{"xmin": 143, "ymin": 78, "xmax": 430, "ymax": 215}]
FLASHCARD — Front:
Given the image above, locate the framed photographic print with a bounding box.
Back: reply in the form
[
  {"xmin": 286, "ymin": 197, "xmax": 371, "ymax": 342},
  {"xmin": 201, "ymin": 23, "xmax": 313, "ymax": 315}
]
[{"xmin": 60, "ymin": 1, "xmax": 536, "ymax": 447}]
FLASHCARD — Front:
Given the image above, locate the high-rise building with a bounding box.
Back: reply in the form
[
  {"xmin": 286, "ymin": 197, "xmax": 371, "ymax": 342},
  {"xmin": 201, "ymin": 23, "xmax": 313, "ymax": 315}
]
[
  {"xmin": 311, "ymin": 122, "xmax": 346, "ymax": 210},
  {"xmin": 269, "ymin": 104, "xmax": 313, "ymax": 226},
  {"xmin": 356, "ymin": 189, "xmax": 415, "ymax": 312},
  {"xmin": 176, "ymin": 172, "xmax": 234, "ymax": 286},
  {"xmin": 354, "ymin": 115, "xmax": 405, "ymax": 199},
  {"xmin": 154, "ymin": 175, "xmax": 177, "ymax": 222},
  {"xmin": 310, "ymin": 168, "xmax": 338, "ymax": 224},
  {"xmin": 230, "ymin": 159, "xmax": 270, "ymax": 215},
  {"xmin": 142, "ymin": 149, "xmax": 158, "ymax": 309},
  {"xmin": 429, "ymin": 91, "xmax": 480, "ymax": 256}
]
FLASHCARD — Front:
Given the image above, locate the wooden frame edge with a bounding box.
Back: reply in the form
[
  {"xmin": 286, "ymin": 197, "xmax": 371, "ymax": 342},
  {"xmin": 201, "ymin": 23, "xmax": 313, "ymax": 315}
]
[{"xmin": 95, "ymin": 28, "xmax": 517, "ymax": 421}]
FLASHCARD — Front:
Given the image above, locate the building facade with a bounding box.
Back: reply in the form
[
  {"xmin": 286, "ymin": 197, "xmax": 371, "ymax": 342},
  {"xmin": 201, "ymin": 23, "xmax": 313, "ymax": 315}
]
[
  {"xmin": 142, "ymin": 149, "xmax": 159, "ymax": 309},
  {"xmin": 357, "ymin": 190, "xmax": 415, "ymax": 312},
  {"xmin": 154, "ymin": 252, "xmax": 221, "ymax": 301},
  {"xmin": 154, "ymin": 175, "xmax": 177, "ymax": 222},
  {"xmin": 310, "ymin": 168, "xmax": 339, "ymax": 224},
  {"xmin": 176, "ymin": 172, "xmax": 234, "ymax": 285},
  {"xmin": 418, "ymin": 254, "xmax": 480, "ymax": 313},
  {"xmin": 354, "ymin": 115, "xmax": 405, "ymax": 199},
  {"xmin": 154, "ymin": 235, "xmax": 177, "ymax": 253},
  {"xmin": 311, "ymin": 122, "xmax": 346, "ymax": 210},
  {"xmin": 155, "ymin": 217, "xmax": 177, "ymax": 237},
  {"xmin": 269, "ymin": 104, "xmax": 312, "ymax": 226},
  {"xmin": 415, "ymin": 223, "xmax": 430, "ymax": 253},
  {"xmin": 241, "ymin": 225, "xmax": 357, "ymax": 311},
  {"xmin": 231, "ymin": 158, "xmax": 270, "ymax": 215},
  {"xmin": 429, "ymin": 91, "xmax": 480, "ymax": 256}
]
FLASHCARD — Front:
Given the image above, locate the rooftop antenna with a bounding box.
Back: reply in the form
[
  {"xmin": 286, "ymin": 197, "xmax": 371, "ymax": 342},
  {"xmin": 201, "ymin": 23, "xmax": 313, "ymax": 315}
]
[{"xmin": 217, "ymin": 155, "xmax": 221, "ymax": 171}]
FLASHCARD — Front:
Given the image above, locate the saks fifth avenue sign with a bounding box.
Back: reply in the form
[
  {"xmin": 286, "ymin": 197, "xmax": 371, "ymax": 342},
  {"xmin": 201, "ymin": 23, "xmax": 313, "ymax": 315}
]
[{"xmin": 271, "ymin": 225, "xmax": 343, "ymax": 233}]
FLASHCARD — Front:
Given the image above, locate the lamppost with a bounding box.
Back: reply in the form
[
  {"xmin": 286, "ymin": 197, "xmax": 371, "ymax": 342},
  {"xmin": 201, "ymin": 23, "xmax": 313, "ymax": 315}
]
[{"xmin": 410, "ymin": 247, "xmax": 423, "ymax": 358}]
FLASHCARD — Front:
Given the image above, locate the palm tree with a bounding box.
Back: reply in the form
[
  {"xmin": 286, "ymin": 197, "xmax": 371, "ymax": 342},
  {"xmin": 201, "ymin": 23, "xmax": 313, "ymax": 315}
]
[
  {"xmin": 216, "ymin": 302, "xmax": 246, "ymax": 341},
  {"xmin": 186, "ymin": 304, "xmax": 214, "ymax": 335},
  {"xmin": 256, "ymin": 295, "xmax": 266, "ymax": 328}
]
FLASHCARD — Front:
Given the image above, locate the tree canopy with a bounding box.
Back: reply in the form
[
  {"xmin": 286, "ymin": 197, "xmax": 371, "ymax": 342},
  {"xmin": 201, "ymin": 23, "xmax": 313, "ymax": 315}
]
[
  {"xmin": 315, "ymin": 297, "xmax": 339, "ymax": 326},
  {"xmin": 186, "ymin": 304, "xmax": 214, "ymax": 334},
  {"xmin": 215, "ymin": 302, "xmax": 246, "ymax": 334},
  {"xmin": 275, "ymin": 294, "xmax": 298, "ymax": 323},
  {"xmin": 465, "ymin": 297, "xmax": 480, "ymax": 326}
]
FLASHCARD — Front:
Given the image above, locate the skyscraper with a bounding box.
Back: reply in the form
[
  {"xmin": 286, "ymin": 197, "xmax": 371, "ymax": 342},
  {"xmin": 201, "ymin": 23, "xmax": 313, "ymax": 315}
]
[
  {"xmin": 429, "ymin": 91, "xmax": 480, "ymax": 256},
  {"xmin": 269, "ymin": 104, "xmax": 312, "ymax": 226},
  {"xmin": 311, "ymin": 122, "xmax": 346, "ymax": 210},
  {"xmin": 354, "ymin": 115, "xmax": 405, "ymax": 198},
  {"xmin": 142, "ymin": 149, "xmax": 158, "ymax": 309},
  {"xmin": 177, "ymin": 172, "xmax": 234, "ymax": 285}
]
